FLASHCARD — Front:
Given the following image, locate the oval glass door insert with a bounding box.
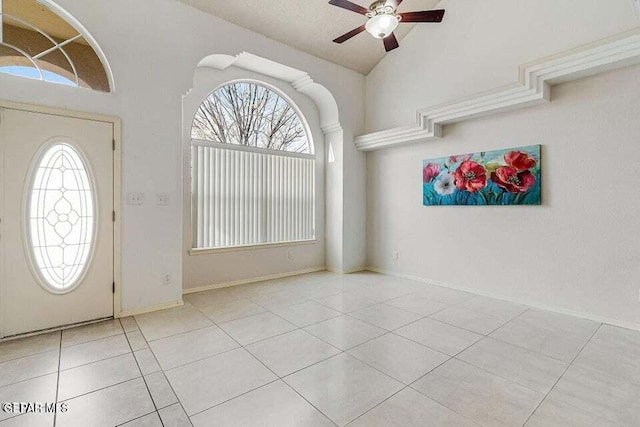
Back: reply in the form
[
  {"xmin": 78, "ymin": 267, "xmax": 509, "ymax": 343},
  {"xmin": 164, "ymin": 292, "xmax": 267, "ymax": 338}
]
[{"xmin": 26, "ymin": 142, "xmax": 96, "ymax": 293}]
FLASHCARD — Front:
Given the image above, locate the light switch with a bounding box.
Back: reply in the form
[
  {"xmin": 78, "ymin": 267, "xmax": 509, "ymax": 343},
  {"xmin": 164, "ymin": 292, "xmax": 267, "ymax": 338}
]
[
  {"xmin": 155, "ymin": 193, "xmax": 169, "ymax": 206},
  {"xmin": 127, "ymin": 192, "xmax": 144, "ymax": 205}
]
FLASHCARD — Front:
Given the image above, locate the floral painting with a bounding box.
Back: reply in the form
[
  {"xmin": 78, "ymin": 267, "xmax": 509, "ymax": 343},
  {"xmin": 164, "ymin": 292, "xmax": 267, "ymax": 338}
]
[{"xmin": 423, "ymin": 145, "xmax": 541, "ymax": 206}]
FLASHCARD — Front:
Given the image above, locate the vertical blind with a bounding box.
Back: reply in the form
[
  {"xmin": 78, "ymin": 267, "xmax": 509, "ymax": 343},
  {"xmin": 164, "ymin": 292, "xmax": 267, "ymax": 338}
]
[{"xmin": 191, "ymin": 140, "xmax": 315, "ymax": 249}]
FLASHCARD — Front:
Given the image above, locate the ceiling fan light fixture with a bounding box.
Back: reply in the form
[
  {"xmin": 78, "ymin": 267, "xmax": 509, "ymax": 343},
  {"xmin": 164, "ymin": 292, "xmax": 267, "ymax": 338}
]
[{"xmin": 365, "ymin": 14, "xmax": 399, "ymax": 39}]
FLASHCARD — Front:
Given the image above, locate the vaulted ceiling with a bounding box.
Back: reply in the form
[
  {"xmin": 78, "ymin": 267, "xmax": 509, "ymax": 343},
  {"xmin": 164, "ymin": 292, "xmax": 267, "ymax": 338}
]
[{"xmin": 178, "ymin": 0, "xmax": 442, "ymax": 75}]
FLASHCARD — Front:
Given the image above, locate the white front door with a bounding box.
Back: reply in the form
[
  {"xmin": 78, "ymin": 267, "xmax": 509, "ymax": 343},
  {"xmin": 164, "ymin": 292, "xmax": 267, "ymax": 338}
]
[{"xmin": 0, "ymin": 108, "xmax": 114, "ymax": 337}]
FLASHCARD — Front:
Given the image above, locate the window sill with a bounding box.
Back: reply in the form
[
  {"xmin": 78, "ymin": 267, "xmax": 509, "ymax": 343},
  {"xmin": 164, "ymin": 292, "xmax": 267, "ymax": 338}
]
[{"xmin": 189, "ymin": 239, "xmax": 318, "ymax": 256}]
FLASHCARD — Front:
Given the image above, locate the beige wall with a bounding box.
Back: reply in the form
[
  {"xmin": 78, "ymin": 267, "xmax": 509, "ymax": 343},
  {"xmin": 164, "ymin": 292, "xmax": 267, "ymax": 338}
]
[{"xmin": 366, "ymin": 65, "xmax": 640, "ymax": 328}]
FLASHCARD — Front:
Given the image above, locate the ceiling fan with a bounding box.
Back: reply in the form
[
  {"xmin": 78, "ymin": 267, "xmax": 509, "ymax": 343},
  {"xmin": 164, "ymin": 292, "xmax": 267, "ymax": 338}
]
[{"xmin": 329, "ymin": 0, "xmax": 445, "ymax": 52}]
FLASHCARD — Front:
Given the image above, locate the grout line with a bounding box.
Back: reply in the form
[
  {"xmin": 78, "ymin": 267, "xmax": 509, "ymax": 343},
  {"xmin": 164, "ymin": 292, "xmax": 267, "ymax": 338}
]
[
  {"xmin": 185, "ymin": 293, "xmax": 339, "ymax": 425},
  {"xmin": 221, "ymin": 303, "xmax": 341, "ymax": 426},
  {"xmin": 181, "ymin": 302, "xmax": 283, "ymax": 419},
  {"xmin": 60, "ymin": 376, "xmax": 143, "ymax": 405},
  {"xmin": 129, "ymin": 315, "xmax": 193, "ymax": 426},
  {"xmin": 161, "ymin": 345, "xmax": 242, "ymax": 374},
  {"xmin": 0, "ymin": 323, "xmax": 124, "ymax": 366},
  {"xmin": 396, "ymin": 317, "xmax": 542, "ymax": 423},
  {"xmin": 401, "ymin": 350, "xmax": 489, "ymax": 424},
  {"xmin": 413, "ymin": 304, "xmax": 590, "ymax": 367},
  {"xmin": 0, "ymin": 347, "xmax": 63, "ymax": 365},
  {"xmin": 475, "ymin": 309, "xmax": 601, "ymax": 366},
  {"xmin": 59, "ymin": 330, "xmax": 125, "ymax": 350},
  {"xmin": 252, "ymin": 308, "xmax": 481, "ymax": 418},
  {"xmin": 265, "ymin": 350, "xmax": 343, "ymax": 380},
  {"xmin": 52, "ymin": 330, "xmax": 62, "ymax": 426},
  {"xmin": 141, "ymin": 355, "xmax": 191, "ymax": 425},
  {"xmin": 342, "ymin": 330, "xmax": 448, "ymax": 371},
  {"xmin": 424, "ymin": 306, "xmax": 528, "ymax": 337},
  {"xmin": 187, "ymin": 316, "xmax": 284, "ymax": 420},
  {"xmin": 342, "ymin": 384, "xmax": 410, "ymax": 426},
  {"xmin": 158, "ymin": 403, "xmax": 193, "ymax": 427},
  {"xmin": 122, "ymin": 318, "xmax": 164, "ymax": 427},
  {"xmin": 387, "ymin": 330, "xmax": 460, "ymax": 358},
  {"xmin": 35, "ymin": 273, "xmax": 633, "ymax": 426},
  {"xmin": 199, "ymin": 300, "xmax": 339, "ymax": 426},
  {"xmin": 186, "ymin": 378, "xmax": 283, "ymax": 419},
  {"xmin": 59, "ymin": 320, "xmax": 124, "ymax": 349},
  {"xmin": 51, "ymin": 326, "xmax": 149, "ymax": 405},
  {"xmin": 279, "ymin": 383, "xmax": 339, "ymax": 427},
  {"xmin": 520, "ymin": 323, "xmax": 603, "ymax": 427},
  {"xmin": 0, "ymin": 368, "xmax": 59, "ymax": 389},
  {"xmin": 231, "ymin": 293, "xmax": 465, "ymax": 368},
  {"xmin": 59, "ymin": 349, "xmax": 132, "ymax": 373},
  {"xmin": 447, "ymin": 354, "xmax": 551, "ymax": 397},
  {"xmin": 115, "ymin": 410, "xmax": 158, "ymax": 427},
  {"xmin": 199, "ymin": 305, "xmax": 269, "ymax": 324},
  {"xmin": 483, "ymin": 307, "xmax": 531, "ymax": 336},
  {"xmin": 142, "ymin": 323, "xmax": 216, "ymax": 345}
]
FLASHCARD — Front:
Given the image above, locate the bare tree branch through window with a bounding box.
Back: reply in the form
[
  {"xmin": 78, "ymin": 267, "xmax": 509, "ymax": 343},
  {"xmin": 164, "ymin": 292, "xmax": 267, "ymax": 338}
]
[{"xmin": 192, "ymin": 82, "xmax": 310, "ymax": 154}]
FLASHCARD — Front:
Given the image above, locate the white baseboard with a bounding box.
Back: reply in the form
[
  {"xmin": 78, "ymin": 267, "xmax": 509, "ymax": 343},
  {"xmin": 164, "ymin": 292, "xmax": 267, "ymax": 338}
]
[
  {"xmin": 326, "ymin": 266, "xmax": 366, "ymax": 274},
  {"xmin": 117, "ymin": 300, "xmax": 184, "ymax": 318},
  {"xmin": 366, "ymin": 266, "xmax": 640, "ymax": 332},
  {"xmin": 183, "ymin": 267, "xmax": 327, "ymax": 295}
]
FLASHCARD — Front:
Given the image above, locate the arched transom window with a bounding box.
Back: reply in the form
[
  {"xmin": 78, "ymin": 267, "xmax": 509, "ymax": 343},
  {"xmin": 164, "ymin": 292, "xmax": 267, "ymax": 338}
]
[
  {"xmin": 191, "ymin": 81, "xmax": 311, "ymax": 154},
  {"xmin": 191, "ymin": 81, "xmax": 315, "ymax": 250},
  {"xmin": 0, "ymin": 0, "xmax": 111, "ymax": 91}
]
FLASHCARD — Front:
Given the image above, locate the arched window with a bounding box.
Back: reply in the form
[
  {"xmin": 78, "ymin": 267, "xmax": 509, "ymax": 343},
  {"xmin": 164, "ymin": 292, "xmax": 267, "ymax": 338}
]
[
  {"xmin": 192, "ymin": 82, "xmax": 311, "ymax": 154},
  {"xmin": 0, "ymin": 0, "xmax": 111, "ymax": 91},
  {"xmin": 191, "ymin": 81, "xmax": 315, "ymax": 250}
]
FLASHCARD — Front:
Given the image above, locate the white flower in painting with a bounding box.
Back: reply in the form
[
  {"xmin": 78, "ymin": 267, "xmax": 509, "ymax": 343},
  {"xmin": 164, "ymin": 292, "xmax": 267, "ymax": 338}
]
[{"xmin": 434, "ymin": 173, "xmax": 455, "ymax": 196}]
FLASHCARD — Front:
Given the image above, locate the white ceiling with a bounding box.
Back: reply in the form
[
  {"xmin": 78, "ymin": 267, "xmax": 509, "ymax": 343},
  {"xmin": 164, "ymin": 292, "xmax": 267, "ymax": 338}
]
[{"xmin": 178, "ymin": 0, "xmax": 442, "ymax": 75}]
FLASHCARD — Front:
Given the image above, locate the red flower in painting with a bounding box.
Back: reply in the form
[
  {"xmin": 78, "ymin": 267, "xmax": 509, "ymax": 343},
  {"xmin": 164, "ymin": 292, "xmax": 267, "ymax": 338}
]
[
  {"xmin": 423, "ymin": 163, "xmax": 441, "ymax": 183},
  {"xmin": 453, "ymin": 161, "xmax": 487, "ymax": 192},
  {"xmin": 491, "ymin": 166, "xmax": 536, "ymax": 193},
  {"xmin": 504, "ymin": 151, "xmax": 536, "ymax": 171}
]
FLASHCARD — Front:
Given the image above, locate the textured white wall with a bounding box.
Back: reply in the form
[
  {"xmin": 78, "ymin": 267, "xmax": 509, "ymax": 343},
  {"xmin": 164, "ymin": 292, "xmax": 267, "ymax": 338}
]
[
  {"xmin": 366, "ymin": 65, "xmax": 640, "ymax": 327},
  {"xmin": 0, "ymin": 0, "xmax": 365, "ymax": 313},
  {"xmin": 365, "ymin": 0, "xmax": 640, "ymax": 133}
]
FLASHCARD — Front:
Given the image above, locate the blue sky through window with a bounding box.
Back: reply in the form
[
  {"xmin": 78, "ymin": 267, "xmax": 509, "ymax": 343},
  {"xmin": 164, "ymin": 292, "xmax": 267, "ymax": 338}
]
[{"xmin": 0, "ymin": 66, "xmax": 77, "ymax": 87}]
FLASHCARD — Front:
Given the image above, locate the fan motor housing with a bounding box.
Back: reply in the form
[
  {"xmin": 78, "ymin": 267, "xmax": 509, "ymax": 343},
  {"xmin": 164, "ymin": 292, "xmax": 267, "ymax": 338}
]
[{"xmin": 367, "ymin": 0, "xmax": 396, "ymax": 17}]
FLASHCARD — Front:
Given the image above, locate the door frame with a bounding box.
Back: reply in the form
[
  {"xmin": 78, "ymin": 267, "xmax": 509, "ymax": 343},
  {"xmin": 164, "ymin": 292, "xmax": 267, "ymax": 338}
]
[{"xmin": 0, "ymin": 99, "xmax": 123, "ymax": 337}]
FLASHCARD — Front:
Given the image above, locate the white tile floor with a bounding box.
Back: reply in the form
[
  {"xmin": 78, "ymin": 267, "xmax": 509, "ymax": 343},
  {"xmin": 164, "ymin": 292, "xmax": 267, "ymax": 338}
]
[{"xmin": 0, "ymin": 271, "xmax": 639, "ymax": 426}]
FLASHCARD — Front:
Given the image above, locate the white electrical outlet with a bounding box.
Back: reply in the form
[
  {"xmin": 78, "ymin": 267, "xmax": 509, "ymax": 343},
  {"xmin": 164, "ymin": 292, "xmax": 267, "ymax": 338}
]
[
  {"xmin": 162, "ymin": 273, "xmax": 172, "ymax": 286},
  {"xmin": 155, "ymin": 193, "xmax": 169, "ymax": 205},
  {"xmin": 127, "ymin": 192, "xmax": 144, "ymax": 205},
  {"xmin": 393, "ymin": 251, "xmax": 399, "ymax": 260}
]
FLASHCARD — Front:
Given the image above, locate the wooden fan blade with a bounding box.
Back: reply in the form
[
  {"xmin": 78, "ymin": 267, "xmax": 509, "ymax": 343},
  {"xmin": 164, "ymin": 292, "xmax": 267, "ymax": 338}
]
[
  {"xmin": 399, "ymin": 9, "xmax": 445, "ymax": 23},
  {"xmin": 328, "ymin": 0, "xmax": 369, "ymax": 15},
  {"xmin": 386, "ymin": 0, "xmax": 404, "ymax": 9},
  {"xmin": 333, "ymin": 25, "xmax": 366, "ymax": 44},
  {"xmin": 383, "ymin": 33, "xmax": 399, "ymax": 52}
]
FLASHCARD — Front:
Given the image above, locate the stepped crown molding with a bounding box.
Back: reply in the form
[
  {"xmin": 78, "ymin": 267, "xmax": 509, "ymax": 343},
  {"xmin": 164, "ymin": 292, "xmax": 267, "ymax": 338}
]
[{"xmin": 355, "ymin": 28, "xmax": 640, "ymax": 151}]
